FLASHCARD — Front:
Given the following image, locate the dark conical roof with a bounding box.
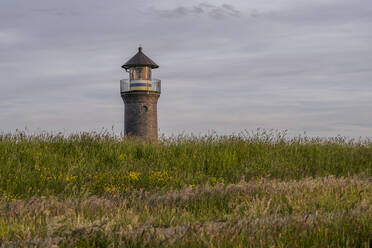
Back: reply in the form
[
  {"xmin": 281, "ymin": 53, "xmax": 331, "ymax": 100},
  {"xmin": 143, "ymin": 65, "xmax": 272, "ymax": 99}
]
[{"xmin": 122, "ymin": 47, "xmax": 159, "ymax": 69}]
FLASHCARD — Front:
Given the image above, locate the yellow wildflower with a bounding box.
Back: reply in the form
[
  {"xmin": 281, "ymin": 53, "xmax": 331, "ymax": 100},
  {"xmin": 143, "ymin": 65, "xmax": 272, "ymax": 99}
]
[
  {"xmin": 118, "ymin": 154, "xmax": 126, "ymax": 161},
  {"xmin": 149, "ymin": 171, "xmax": 171, "ymax": 186},
  {"xmin": 209, "ymin": 177, "xmax": 217, "ymax": 184},
  {"xmin": 129, "ymin": 171, "xmax": 141, "ymax": 181}
]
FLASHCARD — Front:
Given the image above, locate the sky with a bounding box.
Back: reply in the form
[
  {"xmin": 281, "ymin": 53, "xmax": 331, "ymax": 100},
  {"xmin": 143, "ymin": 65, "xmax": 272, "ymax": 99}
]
[{"xmin": 0, "ymin": 0, "xmax": 371, "ymax": 137}]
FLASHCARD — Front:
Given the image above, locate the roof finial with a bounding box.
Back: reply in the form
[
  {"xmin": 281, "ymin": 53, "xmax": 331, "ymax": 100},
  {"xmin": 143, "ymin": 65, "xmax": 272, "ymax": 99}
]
[{"xmin": 122, "ymin": 45, "xmax": 159, "ymax": 69}]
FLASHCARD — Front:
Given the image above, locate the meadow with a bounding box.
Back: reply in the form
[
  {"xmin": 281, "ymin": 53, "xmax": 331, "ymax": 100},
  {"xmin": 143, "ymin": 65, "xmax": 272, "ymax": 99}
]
[{"xmin": 0, "ymin": 130, "xmax": 371, "ymax": 247}]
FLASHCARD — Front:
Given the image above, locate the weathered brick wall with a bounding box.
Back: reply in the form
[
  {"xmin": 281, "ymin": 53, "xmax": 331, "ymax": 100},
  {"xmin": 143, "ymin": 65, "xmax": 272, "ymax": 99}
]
[{"xmin": 121, "ymin": 92, "xmax": 160, "ymax": 140}]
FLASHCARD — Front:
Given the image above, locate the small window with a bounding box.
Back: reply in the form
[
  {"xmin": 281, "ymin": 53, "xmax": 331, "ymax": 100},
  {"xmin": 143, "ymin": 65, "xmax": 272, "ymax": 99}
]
[{"xmin": 143, "ymin": 106, "xmax": 148, "ymax": 112}]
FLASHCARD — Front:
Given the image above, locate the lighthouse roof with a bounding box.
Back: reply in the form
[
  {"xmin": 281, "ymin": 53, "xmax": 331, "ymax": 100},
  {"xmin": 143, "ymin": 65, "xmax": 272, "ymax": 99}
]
[{"xmin": 122, "ymin": 47, "xmax": 159, "ymax": 69}]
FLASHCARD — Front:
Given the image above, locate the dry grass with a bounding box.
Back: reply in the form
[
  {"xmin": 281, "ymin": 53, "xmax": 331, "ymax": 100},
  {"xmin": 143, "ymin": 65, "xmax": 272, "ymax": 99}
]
[{"xmin": 0, "ymin": 176, "xmax": 371, "ymax": 247}]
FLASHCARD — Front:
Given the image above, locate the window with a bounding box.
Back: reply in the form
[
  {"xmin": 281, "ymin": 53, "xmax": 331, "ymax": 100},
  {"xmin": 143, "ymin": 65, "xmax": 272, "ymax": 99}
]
[{"xmin": 130, "ymin": 67, "xmax": 151, "ymax": 80}]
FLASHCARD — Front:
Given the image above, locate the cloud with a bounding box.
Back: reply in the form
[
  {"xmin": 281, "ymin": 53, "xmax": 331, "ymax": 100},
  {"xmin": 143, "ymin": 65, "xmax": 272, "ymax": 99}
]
[
  {"xmin": 31, "ymin": 8, "xmax": 80, "ymax": 17},
  {"xmin": 154, "ymin": 2, "xmax": 240, "ymax": 19},
  {"xmin": 0, "ymin": 30, "xmax": 24, "ymax": 45},
  {"xmin": 0, "ymin": 0, "xmax": 372, "ymax": 137}
]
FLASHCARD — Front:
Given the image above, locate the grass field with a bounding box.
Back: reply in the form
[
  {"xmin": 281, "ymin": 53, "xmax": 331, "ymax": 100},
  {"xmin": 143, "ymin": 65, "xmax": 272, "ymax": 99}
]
[{"xmin": 0, "ymin": 130, "xmax": 371, "ymax": 247}]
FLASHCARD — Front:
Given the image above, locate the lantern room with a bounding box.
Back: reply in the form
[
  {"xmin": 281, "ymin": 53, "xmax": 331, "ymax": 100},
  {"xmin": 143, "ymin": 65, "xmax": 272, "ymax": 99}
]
[{"xmin": 121, "ymin": 47, "xmax": 160, "ymax": 92}]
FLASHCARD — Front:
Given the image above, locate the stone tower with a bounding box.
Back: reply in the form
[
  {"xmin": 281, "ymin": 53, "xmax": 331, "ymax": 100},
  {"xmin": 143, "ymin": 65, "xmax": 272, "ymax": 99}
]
[{"xmin": 120, "ymin": 47, "xmax": 161, "ymax": 140}]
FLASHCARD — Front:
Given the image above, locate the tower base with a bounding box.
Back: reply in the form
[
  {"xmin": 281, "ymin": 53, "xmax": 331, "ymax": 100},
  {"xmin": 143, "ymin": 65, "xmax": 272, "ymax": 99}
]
[{"xmin": 121, "ymin": 91, "xmax": 160, "ymax": 140}]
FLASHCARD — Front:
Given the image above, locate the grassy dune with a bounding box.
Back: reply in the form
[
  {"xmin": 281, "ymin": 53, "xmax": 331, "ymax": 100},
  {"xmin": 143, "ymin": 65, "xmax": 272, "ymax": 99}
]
[{"xmin": 0, "ymin": 131, "xmax": 371, "ymax": 247}]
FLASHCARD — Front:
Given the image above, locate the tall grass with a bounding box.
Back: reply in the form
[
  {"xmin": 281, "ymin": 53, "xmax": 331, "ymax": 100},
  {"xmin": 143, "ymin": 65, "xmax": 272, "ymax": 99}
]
[
  {"xmin": 0, "ymin": 177, "xmax": 371, "ymax": 247},
  {"xmin": 0, "ymin": 130, "xmax": 371, "ymax": 199},
  {"xmin": 0, "ymin": 130, "xmax": 371, "ymax": 247}
]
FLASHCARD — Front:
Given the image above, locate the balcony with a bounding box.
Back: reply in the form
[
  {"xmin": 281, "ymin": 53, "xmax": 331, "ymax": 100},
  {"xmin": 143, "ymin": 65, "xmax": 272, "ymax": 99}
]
[{"xmin": 120, "ymin": 79, "xmax": 161, "ymax": 93}]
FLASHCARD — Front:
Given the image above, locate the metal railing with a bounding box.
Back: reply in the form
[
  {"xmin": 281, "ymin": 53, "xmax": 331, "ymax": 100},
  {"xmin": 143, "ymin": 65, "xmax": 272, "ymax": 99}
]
[{"xmin": 120, "ymin": 79, "xmax": 161, "ymax": 93}]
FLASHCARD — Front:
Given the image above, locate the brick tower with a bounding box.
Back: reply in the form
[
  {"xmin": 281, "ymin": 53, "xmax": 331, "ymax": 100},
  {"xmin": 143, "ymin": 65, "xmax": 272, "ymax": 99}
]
[{"xmin": 120, "ymin": 47, "xmax": 161, "ymax": 140}]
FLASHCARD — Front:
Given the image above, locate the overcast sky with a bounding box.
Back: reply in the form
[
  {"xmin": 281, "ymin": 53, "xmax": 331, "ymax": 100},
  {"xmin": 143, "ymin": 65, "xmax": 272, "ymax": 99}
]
[{"xmin": 0, "ymin": 0, "xmax": 371, "ymax": 137}]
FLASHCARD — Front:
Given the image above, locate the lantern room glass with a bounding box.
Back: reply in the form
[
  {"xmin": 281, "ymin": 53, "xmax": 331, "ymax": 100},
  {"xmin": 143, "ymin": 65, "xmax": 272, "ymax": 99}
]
[{"xmin": 129, "ymin": 66, "xmax": 152, "ymax": 81}]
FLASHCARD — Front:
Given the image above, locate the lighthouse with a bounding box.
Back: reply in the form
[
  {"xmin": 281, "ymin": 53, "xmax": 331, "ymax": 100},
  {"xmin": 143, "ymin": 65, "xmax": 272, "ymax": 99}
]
[{"xmin": 120, "ymin": 47, "xmax": 161, "ymax": 140}]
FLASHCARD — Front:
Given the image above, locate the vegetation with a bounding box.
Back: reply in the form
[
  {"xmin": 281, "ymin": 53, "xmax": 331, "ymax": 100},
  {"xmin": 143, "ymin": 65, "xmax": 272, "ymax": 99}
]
[{"xmin": 0, "ymin": 130, "xmax": 371, "ymax": 247}]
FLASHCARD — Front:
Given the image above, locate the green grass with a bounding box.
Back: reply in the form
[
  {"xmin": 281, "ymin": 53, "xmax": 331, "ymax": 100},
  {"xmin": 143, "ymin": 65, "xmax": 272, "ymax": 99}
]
[
  {"xmin": 0, "ymin": 130, "xmax": 371, "ymax": 247},
  {"xmin": 0, "ymin": 130, "xmax": 371, "ymax": 199}
]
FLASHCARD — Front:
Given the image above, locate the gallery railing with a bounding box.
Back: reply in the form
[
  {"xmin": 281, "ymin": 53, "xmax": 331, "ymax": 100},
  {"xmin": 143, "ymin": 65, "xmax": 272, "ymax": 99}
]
[{"xmin": 120, "ymin": 79, "xmax": 161, "ymax": 93}]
